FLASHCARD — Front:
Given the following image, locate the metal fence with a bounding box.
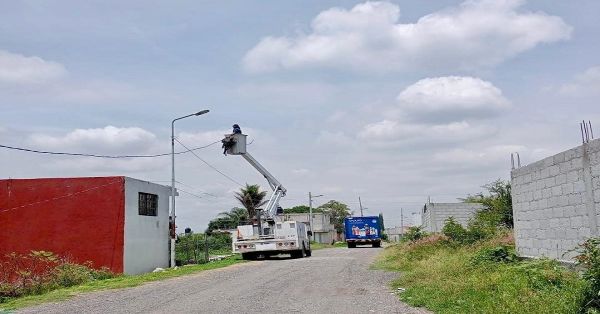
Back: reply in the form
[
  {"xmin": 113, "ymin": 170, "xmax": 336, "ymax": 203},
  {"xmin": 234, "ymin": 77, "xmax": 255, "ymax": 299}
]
[{"xmin": 175, "ymin": 232, "xmax": 232, "ymax": 265}]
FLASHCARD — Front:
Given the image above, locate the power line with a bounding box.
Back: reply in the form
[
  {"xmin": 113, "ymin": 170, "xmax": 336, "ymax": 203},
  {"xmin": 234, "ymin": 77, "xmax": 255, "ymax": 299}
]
[
  {"xmin": 0, "ymin": 140, "xmax": 221, "ymax": 159},
  {"xmin": 174, "ymin": 138, "xmax": 245, "ymax": 187}
]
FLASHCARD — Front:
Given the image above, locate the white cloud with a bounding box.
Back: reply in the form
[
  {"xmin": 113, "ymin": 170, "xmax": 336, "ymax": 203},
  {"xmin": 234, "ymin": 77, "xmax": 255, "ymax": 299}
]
[
  {"xmin": 357, "ymin": 76, "xmax": 506, "ymax": 143},
  {"xmin": 28, "ymin": 126, "xmax": 157, "ymax": 154},
  {"xmin": 397, "ymin": 76, "xmax": 510, "ymax": 121},
  {"xmin": 559, "ymin": 66, "xmax": 600, "ymax": 96},
  {"xmin": 0, "ymin": 50, "xmax": 67, "ymax": 83},
  {"xmin": 358, "ymin": 120, "xmax": 494, "ymax": 143},
  {"xmin": 243, "ymin": 0, "xmax": 572, "ymax": 73}
]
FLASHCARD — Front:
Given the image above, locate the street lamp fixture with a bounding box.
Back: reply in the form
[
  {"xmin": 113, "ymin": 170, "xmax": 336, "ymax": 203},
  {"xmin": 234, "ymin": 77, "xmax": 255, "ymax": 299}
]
[{"xmin": 170, "ymin": 109, "xmax": 209, "ymax": 267}]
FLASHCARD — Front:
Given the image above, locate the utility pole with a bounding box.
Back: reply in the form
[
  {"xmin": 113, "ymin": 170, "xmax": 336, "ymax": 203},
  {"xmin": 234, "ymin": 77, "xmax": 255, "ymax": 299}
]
[
  {"xmin": 400, "ymin": 208, "xmax": 404, "ymax": 237},
  {"xmin": 308, "ymin": 192, "xmax": 324, "ymax": 242},
  {"xmin": 359, "ymin": 196, "xmax": 364, "ymax": 216},
  {"xmin": 171, "ymin": 109, "xmax": 209, "ymax": 268},
  {"xmin": 309, "ymin": 192, "xmax": 313, "ymax": 240},
  {"xmin": 204, "ymin": 232, "xmax": 209, "ymax": 263}
]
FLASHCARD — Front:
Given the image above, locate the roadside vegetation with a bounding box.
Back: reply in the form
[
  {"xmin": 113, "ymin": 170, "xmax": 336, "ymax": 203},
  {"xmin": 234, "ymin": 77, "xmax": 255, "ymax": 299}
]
[
  {"xmin": 310, "ymin": 242, "xmax": 347, "ymax": 250},
  {"xmin": 376, "ymin": 180, "xmax": 600, "ymax": 314},
  {"xmin": 0, "ymin": 253, "xmax": 242, "ymax": 310}
]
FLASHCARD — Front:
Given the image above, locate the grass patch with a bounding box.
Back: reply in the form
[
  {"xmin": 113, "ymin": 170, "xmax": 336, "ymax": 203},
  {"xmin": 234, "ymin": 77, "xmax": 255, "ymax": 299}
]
[
  {"xmin": 375, "ymin": 234, "xmax": 585, "ymax": 314},
  {"xmin": 1, "ymin": 256, "xmax": 244, "ymax": 310},
  {"xmin": 311, "ymin": 242, "xmax": 347, "ymax": 250}
]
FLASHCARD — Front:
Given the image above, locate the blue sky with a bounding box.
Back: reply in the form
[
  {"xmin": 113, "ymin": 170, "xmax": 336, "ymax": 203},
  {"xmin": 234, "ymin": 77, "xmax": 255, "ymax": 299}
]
[{"xmin": 1, "ymin": 0, "xmax": 600, "ymax": 231}]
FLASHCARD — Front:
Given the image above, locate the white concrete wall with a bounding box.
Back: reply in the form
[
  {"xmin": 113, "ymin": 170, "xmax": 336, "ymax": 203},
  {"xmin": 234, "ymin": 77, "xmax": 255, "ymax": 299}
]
[
  {"xmin": 282, "ymin": 213, "xmax": 335, "ymax": 243},
  {"xmin": 123, "ymin": 177, "xmax": 171, "ymax": 274},
  {"xmin": 512, "ymin": 138, "xmax": 600, "ymax": 262},
  {"xmin": 421, "ymin": 203, "xmax": 483, "ymax": 233}
]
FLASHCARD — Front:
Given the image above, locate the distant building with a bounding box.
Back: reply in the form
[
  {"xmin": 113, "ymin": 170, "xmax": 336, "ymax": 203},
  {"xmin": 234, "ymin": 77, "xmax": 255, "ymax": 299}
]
[
  {"xmin": 282, "ymin": 212, "xmax": 336, "ymax": 244},
  {"xmin": 421, "ymin": 202, "xmax": 483, "ymax": 233},
  {"xmin": 0, "ymin": 176, "xmax": 171, "ymax": 275},
  {"xmin": 385, "ymin": 226, "xmax": 413, "ymax": 242}
]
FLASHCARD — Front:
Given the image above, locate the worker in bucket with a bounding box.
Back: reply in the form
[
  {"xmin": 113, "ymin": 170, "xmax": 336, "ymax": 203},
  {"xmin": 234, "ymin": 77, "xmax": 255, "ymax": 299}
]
[{"xmin": 222, "ymin": 124, "xmax": 242, "ymax": 155}]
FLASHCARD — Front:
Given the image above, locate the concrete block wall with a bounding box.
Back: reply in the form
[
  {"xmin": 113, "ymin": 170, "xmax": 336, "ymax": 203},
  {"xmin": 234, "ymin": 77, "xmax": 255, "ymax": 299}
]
[
  {"xmin": 511, "ymin": 138, "xmax": 600, "ymax": 262},
  {"xmin": 421, "ymin": 202, "xmax": 484, "ymax": 233}
]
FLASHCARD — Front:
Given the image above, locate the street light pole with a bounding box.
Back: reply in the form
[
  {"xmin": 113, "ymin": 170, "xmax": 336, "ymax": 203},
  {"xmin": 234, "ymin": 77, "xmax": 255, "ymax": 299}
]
[
  {"xmin": 308, "ymin": 192, "xmax": 323, "ymax": 242},
  {"xmin": 170, "ymin": 109, "xmax": 209, "ymax": 268}
]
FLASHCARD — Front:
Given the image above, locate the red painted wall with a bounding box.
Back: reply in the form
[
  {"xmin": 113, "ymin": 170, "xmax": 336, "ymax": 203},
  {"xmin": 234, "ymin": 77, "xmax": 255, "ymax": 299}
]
[{"xmin": 0, "ymin": 177, "xmax": 126, "ymax": 273}]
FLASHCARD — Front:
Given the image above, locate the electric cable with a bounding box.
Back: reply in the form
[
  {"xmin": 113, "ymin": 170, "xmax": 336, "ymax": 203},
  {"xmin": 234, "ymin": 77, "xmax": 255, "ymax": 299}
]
[
  {"xmin": 0, "ymin": 140, "xmax": 221, "ymax": 159},
  {"xmin": 173, "ymin": 137, "xmax": 245, "ymax": 187}
]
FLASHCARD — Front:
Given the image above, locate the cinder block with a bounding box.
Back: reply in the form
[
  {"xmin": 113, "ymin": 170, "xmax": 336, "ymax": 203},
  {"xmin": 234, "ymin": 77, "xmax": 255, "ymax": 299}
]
[
  {"xmin": 558, "ymin": 196, "xmax": 569, "ymax": 207},
  {"xmin": 574, "ymin": 181, "xmax": 586, "ymax": 193},
  {"xmin": 554, "ymin": 153, "xmax": 566, "ymax": 164},
  {"xmin": 562, "ymin": 183, "xmax": 574, "ymax": 195},
  {"xmin": 572, "ymin": 158, "xmax": 583, "ymax": 169},
  {"xmin": 570, "ymin": 215, "xmax": 583, "ymax": 228},
  {"xmin": 549, "ymin": 165, "xmax": 560, "ymax": 176},
  {"xmin": 551, "ymin": 185, "xmax": 562, "ymax": 196},
  {"xmin": 541, "ymin": 168, "xmax": 550, "ymax": 179},
  {"xmin": 566, "ymin": 228, "xmax": 578, "ymax": 240},
  {"xmin": 568, "ymin": 193, "xmax": 582, "ymax": 205},
  {"xmin": 552, "ymin": 207, "xmax": 564, "ymax": 218},
  {"xmin": 555, "ymin": 174, "xmax": 567, "ymax": 185},
  {"xmin": 548, "ymin": 196, "xmax": 559, "ymax": 208},
  {"xmin": 545, "ymin": 177, "xmax": 556, "ymax": 188},
  {"xmin": 567, "ymin": 171, "xmax": 579, "ymax": 183},
  {"xmin": 542, "ymin": 188, "xmax": 552, "ymax": 199}
]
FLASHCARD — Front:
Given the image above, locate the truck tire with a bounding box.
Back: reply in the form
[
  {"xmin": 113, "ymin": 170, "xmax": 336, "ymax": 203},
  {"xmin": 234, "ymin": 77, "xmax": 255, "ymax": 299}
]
[
  {"xmin": 347, "ymin": 242, "xmax": 356, "ymax": 248},
  {"xmin": 372, "ymin": 241, "xmax": 381, "ymax": 248},
  {"xmin": 305, "ymin": 249, "xmax": 312, "ymax": 257}
]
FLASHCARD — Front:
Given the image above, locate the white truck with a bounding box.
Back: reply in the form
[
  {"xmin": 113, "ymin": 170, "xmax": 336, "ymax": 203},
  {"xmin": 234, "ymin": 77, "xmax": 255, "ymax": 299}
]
[{"xmin": 222, "ymin": 132, "xmax": 311, "ymax": 260}]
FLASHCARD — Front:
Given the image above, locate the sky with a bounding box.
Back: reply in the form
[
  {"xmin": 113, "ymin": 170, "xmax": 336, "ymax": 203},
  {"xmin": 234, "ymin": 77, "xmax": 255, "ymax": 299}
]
[{"xmin": 1, "ymin": 0, "xmax": 600, "ymax": 232}]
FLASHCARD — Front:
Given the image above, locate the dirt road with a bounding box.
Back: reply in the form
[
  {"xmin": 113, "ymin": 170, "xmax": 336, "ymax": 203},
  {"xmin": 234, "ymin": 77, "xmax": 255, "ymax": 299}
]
[{"xmin": 18, "ymin": 247, "xmax": 427, "ymax": 314}]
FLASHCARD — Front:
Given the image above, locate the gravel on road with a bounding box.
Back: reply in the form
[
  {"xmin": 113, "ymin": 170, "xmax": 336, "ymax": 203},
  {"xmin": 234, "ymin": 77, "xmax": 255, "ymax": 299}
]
[{"xmin": 18, "ymin": 247, "xmax": 429, "ymax": 314}]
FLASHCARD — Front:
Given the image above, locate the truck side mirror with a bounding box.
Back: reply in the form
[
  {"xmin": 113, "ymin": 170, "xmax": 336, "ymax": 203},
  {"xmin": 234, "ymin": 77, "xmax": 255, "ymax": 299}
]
[{"xmin": 307, "ymin": 231, "xmax": 313, "ymax": 236}]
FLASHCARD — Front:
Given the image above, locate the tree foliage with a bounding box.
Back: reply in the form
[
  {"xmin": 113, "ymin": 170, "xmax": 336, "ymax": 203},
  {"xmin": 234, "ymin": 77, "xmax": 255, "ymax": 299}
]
[
  {"xmin": 234, "ymin": 184, "xmax": 268, "ymax": 219},
  {"xmin": 283, "ymin": 205, "xmax": 323, "ymax": 214},
  {"xmin": 206, "ymin": 207, "xmax": 249, "ymax": 233},
  {"xmin": 317, "ymin": 200, "xmax": 351, "ymax": 234},
  {"xmin": 462, "ymin": 179, "xmax": 513, "ymax": 228}
]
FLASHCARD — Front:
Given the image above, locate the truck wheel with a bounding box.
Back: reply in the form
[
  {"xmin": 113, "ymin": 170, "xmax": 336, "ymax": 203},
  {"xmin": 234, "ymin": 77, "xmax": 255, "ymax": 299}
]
[
  {"xmin": 305, "ymin": 249, "xmax": 312, "ymax": 257},
  {"xmin": 347, "ymin": 242, "xmax": 356, "ymax": 248},
  {"xmin": 372, "ymin": 241, "xmax": 381, "ymax": 248}
]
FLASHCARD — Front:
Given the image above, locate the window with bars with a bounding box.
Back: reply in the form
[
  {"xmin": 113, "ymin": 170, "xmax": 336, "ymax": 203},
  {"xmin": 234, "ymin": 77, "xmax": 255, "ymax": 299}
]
[{"xmin": 138, "ymin": 192, "xmax": 158, "ymax": 216}]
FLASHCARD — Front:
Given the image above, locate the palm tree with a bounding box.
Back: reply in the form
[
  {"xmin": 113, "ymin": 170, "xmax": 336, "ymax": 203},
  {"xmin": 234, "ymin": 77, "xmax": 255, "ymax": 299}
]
[
  {"xmin": 218, "ymin": 207, "xmax": 249, "ymax": 226},
  {"xmin": 234, "ymin": 184, "xmax": 268, "ymax": 220}
]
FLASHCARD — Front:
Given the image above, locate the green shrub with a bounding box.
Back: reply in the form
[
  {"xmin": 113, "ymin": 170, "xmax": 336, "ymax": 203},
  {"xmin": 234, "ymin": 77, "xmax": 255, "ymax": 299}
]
[
  {"xmin": 442, "ymin": 217, "xmax": 468, "ymax": 243},
  {"xmin": 471, "ymin": 245, "xmax": 517, "ymax": 265},
  {"xmin": 404, "ymin": 226, "xmax": 427, "ymax": 242},
  {"xmin": 0, "ymin": 251, "xmax": 115, "ymax": 303},
  {"xmin": 573, "ymin": 238, "xmax": 600, "ymax": 313}
]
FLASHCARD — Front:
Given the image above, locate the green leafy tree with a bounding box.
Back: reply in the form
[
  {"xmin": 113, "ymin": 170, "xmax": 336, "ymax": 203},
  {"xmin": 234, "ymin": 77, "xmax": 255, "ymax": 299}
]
[
  {"xmin": 462, "ymin": 179, "xmax": 513, "ymax": 228},
  {"xmin": 317, "ymin": 200, "xmax": 351, "ymax": 234},
  {"xmin": 235, "ymin": 184, "xmax": 268, "ymax": 219},
  {"xmin": 284, "ymin": 205, "xmax": 323, "ymax": 214},
  {"xmin": 206, "ymin": 207, "xmax": 249, "ymax": 233}
]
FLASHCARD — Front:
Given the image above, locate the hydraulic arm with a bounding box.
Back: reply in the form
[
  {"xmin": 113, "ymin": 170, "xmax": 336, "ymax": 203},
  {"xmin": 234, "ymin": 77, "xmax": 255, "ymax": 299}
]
[{"xmin": 222, "ymin": 133, "xmax": 286, "ymax": 219}]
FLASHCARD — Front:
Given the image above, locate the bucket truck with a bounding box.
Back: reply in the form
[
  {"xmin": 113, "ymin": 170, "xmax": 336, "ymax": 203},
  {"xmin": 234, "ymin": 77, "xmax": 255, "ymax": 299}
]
[{"xmin": 222, "ymin": 132, "xmax": 311, "ymax": 260}]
